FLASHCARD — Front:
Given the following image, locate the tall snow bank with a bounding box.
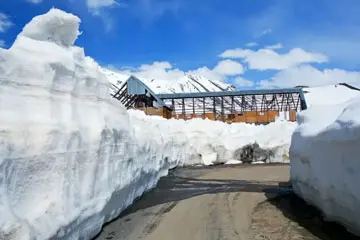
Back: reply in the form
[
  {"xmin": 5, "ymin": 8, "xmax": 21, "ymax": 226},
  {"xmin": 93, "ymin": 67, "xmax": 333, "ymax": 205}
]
[
  {"xmin": 291, "ymin": 95, "xmax": 360, "ymax": 235},
  {"xmin": 0, "ymin": 8, "xmax": 192, "ymax": 240},
  {"xmin": 0, "ymin": 8, "xmax": 295, "ymax": 240}
]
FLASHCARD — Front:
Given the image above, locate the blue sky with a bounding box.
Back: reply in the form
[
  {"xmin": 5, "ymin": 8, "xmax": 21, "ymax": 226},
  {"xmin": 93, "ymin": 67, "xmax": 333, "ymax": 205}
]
[{"xmin": 1, "ymin": 0, "xmax": 360, "ymax": 88}]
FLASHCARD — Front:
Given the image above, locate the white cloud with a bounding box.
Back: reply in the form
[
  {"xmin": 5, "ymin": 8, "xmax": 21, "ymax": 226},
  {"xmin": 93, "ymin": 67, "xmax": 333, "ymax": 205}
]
[
  {"xmin": 213, "ymin": 59, "xmax": 244, "ymax": 76},
  {"xmin": 245, "ymin": 42, "xmax": 258, "ymax": 47},
  {"xmin": 234, "ymin": 77, "xmax": 254, "ymax": 87},
  {"xmin": 122, "ymin": 61, "xmax": 185, "ymax": 82},
  {"xmin": 260, "ymin": 28, "xmax": 272, "ymax": 36},
  {"xmin": 135, "ymin": 0, "xmax": 182, "ymax": 21},
  {"xmin": 87, "ymin": 0, "xmax": 118, "ymax": 10},
  {"xmin": 118, "ymin": 60, "xmax": 246, "ymax": 83},
  {"xmin": 259, "ymin": 64, "xmax": 360, "ymax": 88},
  {"xmin": 265, "ymin": 43, "xmax": 282, "ymax": 50},
  {"xmin": 220, "ymin": 47, "xmax": 328, "ymax": 71},
  {"xmin": 26, "ymin": 0, "xmax": 43, "ymax": 4},
  {"xmin": 86, "ymin": 0, "xmax": 125, "ymax": 31},
  {"xmin": 187, "ymin": 66, "xmax": 225, "ymax": 82},
  {"xmin": 0, "ymin": 13, "xmax": 13, "ymax": 32},
  {"xmin": 0, "ymin": 40, "xmax": 5, "ymax": 48}
]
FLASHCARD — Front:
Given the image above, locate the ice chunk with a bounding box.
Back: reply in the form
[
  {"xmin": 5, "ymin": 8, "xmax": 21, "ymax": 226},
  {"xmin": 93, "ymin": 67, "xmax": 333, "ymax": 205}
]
[{"xmin": 19, "ymin": 8, "xmax": 80, "ymax": 46}]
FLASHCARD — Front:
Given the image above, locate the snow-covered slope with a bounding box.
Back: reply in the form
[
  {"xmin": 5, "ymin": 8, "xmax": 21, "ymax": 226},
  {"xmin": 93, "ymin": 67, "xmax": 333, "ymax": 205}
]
[
  {"xmin": 0, "ymin": 8, "xmax": 295, "ymax": 240},
  {"xmin": 103, "ymin": 67, "xmax": 236, "ymax": 94},
  {"xmin": 291, "ymin": 84, "xmax": 360, "ymax": 235}
]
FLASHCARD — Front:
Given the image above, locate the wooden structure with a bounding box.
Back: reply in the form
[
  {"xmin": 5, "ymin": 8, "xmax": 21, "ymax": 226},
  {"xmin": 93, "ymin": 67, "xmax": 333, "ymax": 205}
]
[
  {"xmin": 158, "ymin": 89, "xmax": 306, "ymax": 123},
  {"xmin": 111, "ymin": 76, "xmax": 307, "ymax": 123},
  {"xmin": 111, "ymin": 76, "xmax": 172, "ymax": 119}
]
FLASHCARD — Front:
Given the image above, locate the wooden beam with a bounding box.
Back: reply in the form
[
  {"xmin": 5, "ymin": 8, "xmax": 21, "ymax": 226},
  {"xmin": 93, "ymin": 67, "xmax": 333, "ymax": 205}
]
[
  {"xmin": 182, "ymin": 98, "xmax": 185, "ymax": 118},
  {"xmin": 231, "ymin": 96, "xmax": 234, "ymax": 114},
  {"xmin": 121, "ymin": 94, "xmax": 132, "ymax": 104},
  {"xmin": 280, "ymin": 94, "xmax": 285, "ymax": 112},
  {"xmin": 203, "ymin": 97, "xmax": 206, "ymax": 116},
  {"xmin": 123, "ymin": 95, "xmax": 136, "ymax": 107},
  {"xmin": 290, "ymin": 93, "xmax": 296, "ymax": 110},
  {"xmin": 295, "ymin": 94, "xmax": 300, "ymax": 111},
  {"xmin": 213, "ymin": 97, "xmax": 216, "ymax": 119},
  {"xmin": 125, "ymin": 95, "xmax": 138, "ymax": 109},
  {"xmin": 221, "ymin": 96, "xmax": 224, "ymax": 121},
  {"xmin": 252, "ymin": 95, "xmax": 257, "ymax": 111}
]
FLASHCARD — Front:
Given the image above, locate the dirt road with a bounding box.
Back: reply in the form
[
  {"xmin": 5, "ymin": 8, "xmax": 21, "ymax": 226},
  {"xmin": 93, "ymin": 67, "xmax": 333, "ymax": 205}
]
[{"xmin": 95, "ymin": 164, "xmax": 359, "ymax": 240}]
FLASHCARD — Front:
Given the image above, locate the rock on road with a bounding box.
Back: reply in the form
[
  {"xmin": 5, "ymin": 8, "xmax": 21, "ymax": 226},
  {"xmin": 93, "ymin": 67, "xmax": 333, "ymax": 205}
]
[{"xmin": 94, "ymin": 164, "xmax": 360, "ymax": 240}]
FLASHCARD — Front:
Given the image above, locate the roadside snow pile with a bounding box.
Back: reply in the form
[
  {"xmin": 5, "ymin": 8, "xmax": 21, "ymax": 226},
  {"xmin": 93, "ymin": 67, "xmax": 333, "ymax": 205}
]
[
  {"xmin": 291, "ymin": 86, "xmax": 360, "ymax": 235},
  {"xmin": 0, "ymin": 8, "xmax": 295, "ymax": 240},
  {"xmin": 129, "ymin": 110, "xmax": 296, "ymax": 165}
]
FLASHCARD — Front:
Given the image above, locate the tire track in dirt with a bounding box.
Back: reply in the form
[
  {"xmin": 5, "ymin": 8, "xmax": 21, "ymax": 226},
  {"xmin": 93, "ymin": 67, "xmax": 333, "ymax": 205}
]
[
  {"xmin": 223, "ymin": 192, "xmax": 241, "ymax": 239},
  {"xmin": 141, "ymin": 201, "xmax": 178, "ymax": 238},
  {"xmin": 232, "ymin": 192, "xmax": 241, "ymax": 207}
]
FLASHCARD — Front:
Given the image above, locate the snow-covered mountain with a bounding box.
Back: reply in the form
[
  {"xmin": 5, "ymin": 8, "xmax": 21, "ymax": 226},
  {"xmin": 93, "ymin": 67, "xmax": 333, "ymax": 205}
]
[{"xmin": 101, "ymin": 67, "xmax": 237, "ymax": 94}]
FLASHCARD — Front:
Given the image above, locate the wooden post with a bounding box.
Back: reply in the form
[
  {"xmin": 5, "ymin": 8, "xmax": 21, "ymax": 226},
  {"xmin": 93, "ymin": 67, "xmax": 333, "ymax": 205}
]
[
  {"xmin": 221, "ymin": 96, "xmax": 224, "ymax": 122},
  {"xmin": 203, "ymin": 97, "xmax": 206, "ymax": 119},
  {"xmin": 231, "ymin": 96, "xmax": 234, "ymax": 114},
  {"xmin": 280, "ymin": 94, "xmax": 285, "ymax": 112},
  {"xmin": 182, "ymin": 98, "xmax": 185, "ymax": 119},
  {"xmin": 252, "ymin": 95, "xmax": 257, "ymax": 111},
  {"xmin": 290, "ymin": 93, "xmax": 296, "ymax": 110},
  {"xmin": 241, "ymin": 96, "xmax": 245, "ymax": 112},
  {"xmin": 295, "ymin": 95, "xmax": 300, "ymax": 111},
  {"xmin": 213, "ymin": 97, "xmax": 216, "ymax": 120}
]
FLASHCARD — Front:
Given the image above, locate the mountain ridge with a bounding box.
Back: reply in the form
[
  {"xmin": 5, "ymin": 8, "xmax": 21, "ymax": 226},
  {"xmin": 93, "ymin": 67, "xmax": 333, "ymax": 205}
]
[{"xmin": 101, "ymin": 67, "xmax": 237, "ymax": 94}]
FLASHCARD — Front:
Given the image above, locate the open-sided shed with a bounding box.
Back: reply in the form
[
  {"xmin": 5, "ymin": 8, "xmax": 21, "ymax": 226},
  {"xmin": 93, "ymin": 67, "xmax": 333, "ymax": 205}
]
[
  {"xmin": 157, "ymin": 88, "xmax": 307, "ymax": 123},
  {"xmin": 112, "ymin": 76, "xmax": 307, "ymax": 123},
  {"xmin": 111, "ymin": 76, "xmax": 172, "ymax": 118}
]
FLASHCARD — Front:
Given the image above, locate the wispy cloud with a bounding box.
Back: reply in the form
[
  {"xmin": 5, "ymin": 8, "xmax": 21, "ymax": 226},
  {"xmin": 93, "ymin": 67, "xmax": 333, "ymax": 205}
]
[
  {"xmin": 0, "ymin": 13, "xmax": 13, "ymax": 32},
  {"xmin": 245, "ymin": 42, "xmax": 258, "ymax": 47},
  {"xmin": 265, "ymin": 43, "xmax": 282, "ymax": 50},
  {"xmin": 26, "ymin": 0, "xmax": 43, "ymax": 4},
  {"xmin": 87, "ymin": 0, "xmax": 122, "ymax": 13},
  {"xmin": 86, "ymin": 0, "xmax": 182, "ymax": 31},
  {"xmin": 259, "ymin": 28, "xmax": 272, "ymax": 37},
  {"xmin": 128, "ymin": 0, "xmax": 183, "ymax": 24},
  {"xmin": 86, "ymin": 0, "xmax": 126, "ymax": 32}
]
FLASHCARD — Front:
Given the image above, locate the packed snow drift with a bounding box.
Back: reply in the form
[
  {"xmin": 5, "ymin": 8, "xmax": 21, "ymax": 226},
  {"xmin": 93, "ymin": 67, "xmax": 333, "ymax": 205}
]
[
  {"xmin": 0, "ymin": 9, "xmax": 295, "ymax": 240},
  {"xmin": 291, "ymin": 84, "xmax": 360, "ymax": 235}
]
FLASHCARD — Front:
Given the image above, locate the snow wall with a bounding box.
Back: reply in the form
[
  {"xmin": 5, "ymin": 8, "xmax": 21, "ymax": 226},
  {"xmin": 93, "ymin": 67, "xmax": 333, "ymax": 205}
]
[
  {"xmin": 0, "ymin": 9, "xmax": 295, "ymax": 240},
  {"xmin": 291, "ymin": 94, "xmax": 360, "ymax": 235}
]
